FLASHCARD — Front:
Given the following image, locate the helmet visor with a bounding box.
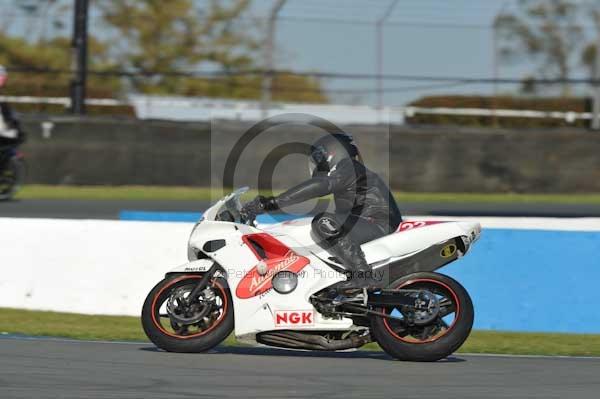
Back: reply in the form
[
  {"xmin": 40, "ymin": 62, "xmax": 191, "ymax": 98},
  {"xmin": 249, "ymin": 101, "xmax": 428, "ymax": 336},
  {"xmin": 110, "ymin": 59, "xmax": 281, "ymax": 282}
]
[
  {"xmin": 308, "ymin": 145, "xmax": 330, "ymax": 177},
  {"xmin": 310, "ymin": 145, "xmax": 328, "ymax": 165}
]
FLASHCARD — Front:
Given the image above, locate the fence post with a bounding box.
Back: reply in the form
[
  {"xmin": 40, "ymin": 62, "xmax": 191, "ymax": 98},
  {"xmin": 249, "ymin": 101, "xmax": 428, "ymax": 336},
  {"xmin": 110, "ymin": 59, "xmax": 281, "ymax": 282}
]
[
  {"xmin": 70, "ymin": 0, "xmax": 89, "ymax": 115},
  {"xmin": 260, "ymin": 0, "xmax": 286, "ymax": 120}
]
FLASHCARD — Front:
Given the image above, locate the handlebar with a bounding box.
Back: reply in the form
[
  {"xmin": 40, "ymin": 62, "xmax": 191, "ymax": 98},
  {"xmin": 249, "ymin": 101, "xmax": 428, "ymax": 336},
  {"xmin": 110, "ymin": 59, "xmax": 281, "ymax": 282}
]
[
  {"xmin": 240, "ymin": 209, "xmax": 257, "ymax": 226},
  {"xmin": 216, "ymin": 207, "xmax": 257, "ymax": 226}
]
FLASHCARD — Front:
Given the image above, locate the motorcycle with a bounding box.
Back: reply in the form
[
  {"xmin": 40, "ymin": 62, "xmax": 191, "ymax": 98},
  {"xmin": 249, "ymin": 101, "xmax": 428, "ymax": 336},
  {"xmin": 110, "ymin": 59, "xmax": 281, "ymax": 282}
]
[
  {"xmin": 142, "ymin": 188, "xmax": 481, "ymax": 361},
  {"xmin": 0, "ymin": 145, "xmax": 25, "ymax": 201}
]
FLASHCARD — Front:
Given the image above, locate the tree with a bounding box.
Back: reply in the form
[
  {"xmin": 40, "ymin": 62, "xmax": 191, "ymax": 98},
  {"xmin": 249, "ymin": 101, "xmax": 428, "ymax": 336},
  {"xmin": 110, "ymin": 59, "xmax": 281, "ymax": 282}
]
[
  {"xmin": 494, "ymin": 0, "xmax": 583, "ymax": 96},
  {"xmin": 98, "ymin": 0, "xmax": 257, "ymax": 93},
  {"xmin": 0, "ymin": 0, "xmax": 328, "ymax": 106},
  {"xmin": 271, "ymin": 73, "xmax": 327, "ymax": 103},
  {"xmin": 99, "ymin": 0, "xmax": 327, "ymax": 103},
  {"xmin": 0, "ymin": 0, "xmax": 71, "ymax": 41},
  {"xmin": 174, "ymin": 73, "xmax": 328, "ymax": 103},
  {"xmin": 0, "ymin": 34, "xmax": 122, "ymax": 98},
  {"xmin": 0, "ymin": 0, "xmax": 121, "ymax": 99},
  {"xmin": 580, "ymin": 9, "xmax": 600, "ymax": 83}
]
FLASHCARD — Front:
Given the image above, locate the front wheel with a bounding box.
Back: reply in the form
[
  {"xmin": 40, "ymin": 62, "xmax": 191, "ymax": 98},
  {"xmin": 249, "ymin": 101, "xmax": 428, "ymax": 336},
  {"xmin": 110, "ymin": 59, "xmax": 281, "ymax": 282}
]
[
  {"xmin": 141, "ymin": 274, "xmax": 234, "ymax": 353},
  {"xmin": 370, "ymin": 272, "xmax": 474, "ymax": 361}
]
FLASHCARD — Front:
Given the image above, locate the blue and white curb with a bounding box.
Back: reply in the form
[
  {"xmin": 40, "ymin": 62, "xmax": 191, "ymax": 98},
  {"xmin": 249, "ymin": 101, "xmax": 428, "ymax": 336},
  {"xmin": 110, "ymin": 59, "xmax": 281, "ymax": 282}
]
[{"xmin": 119, "ymin": 210, "xmax": 297, "ymax": 224}]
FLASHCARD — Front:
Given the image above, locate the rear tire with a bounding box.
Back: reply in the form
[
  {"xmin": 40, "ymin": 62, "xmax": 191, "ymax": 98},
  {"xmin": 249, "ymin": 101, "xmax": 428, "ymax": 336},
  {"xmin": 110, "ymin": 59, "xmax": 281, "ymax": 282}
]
[
  {"xmin": 141, "ymin": 274, "xmax": 234, "ymax": 353},
  {"xmin": 371, "ymin": 272, "xmax": 474, "ymax": 361}
]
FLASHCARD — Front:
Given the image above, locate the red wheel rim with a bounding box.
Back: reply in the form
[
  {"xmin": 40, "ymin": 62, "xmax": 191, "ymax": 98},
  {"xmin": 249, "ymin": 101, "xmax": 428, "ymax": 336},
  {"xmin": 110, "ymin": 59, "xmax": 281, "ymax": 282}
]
[{"xmin": 381, "ymin": 278, "xmax": 460, "ymax": 344}]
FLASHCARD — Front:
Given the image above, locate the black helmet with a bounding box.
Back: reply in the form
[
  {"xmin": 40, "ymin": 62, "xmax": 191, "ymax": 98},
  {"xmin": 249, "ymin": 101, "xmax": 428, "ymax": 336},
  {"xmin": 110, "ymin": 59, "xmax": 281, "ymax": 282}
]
[{"xmin": 309, "ymin": 132, "xmax": 359, "ymax": 174}]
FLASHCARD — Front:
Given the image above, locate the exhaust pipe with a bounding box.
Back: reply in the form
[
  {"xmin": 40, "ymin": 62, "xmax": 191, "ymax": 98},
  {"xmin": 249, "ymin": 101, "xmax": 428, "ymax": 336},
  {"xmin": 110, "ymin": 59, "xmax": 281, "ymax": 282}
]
[{"xmin": 257, "ymin": 330, "xmax": 371, "ymax": 351}]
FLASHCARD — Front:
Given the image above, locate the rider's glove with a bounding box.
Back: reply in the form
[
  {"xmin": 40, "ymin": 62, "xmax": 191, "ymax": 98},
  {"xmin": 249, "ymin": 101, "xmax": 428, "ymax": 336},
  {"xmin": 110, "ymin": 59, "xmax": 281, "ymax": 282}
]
[
  {"xmin": 241, "ymin": 196, "xmax": 264, "ymax": 218},
  {"xmin": 240, "ymin": 195, "xmax": 270, "ymax": 220},
  {"xmin": 241, "ymin": 195, "xmax": 278, "ymax": 221},
  {"xmin": 261, "ymin": 196, "xmax": 279, "ymax": 211}
]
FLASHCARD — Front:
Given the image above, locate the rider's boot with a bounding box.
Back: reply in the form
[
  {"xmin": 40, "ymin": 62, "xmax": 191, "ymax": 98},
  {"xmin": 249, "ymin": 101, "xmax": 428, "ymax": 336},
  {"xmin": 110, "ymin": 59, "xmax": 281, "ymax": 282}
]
[{"xmin": 330, "ymin": 235, "xmax": 380, "ymax": 292}]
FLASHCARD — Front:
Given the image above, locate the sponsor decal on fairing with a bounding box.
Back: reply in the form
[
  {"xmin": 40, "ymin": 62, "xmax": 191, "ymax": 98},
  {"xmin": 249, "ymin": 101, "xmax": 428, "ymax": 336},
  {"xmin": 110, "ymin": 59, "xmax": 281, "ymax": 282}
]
[
  {"xmin": 235, "ymin": 253, "xmax": 310, "ymax": 299},
  {"xmin": 274, "ymin": 310, "xmax": 315, "ymax": 327}
]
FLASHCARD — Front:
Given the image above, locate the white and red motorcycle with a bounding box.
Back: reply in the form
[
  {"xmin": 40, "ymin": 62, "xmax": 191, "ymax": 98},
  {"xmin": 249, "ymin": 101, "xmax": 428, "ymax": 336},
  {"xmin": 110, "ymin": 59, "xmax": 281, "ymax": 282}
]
[{"xmin": 142, "ymin": 188, "xmax": 481, "ymax": 361}]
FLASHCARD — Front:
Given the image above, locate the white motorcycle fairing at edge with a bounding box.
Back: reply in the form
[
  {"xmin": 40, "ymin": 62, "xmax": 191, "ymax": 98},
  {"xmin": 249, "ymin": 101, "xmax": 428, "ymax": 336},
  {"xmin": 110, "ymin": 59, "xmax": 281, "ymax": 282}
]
[{"xmin": 141, "ymin": 187, "xmax": 481, "ymax": 361}]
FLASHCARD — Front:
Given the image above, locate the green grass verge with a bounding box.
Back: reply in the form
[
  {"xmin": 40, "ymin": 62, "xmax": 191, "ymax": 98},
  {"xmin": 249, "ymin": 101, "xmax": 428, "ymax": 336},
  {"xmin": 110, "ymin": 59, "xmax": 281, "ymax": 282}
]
[
  {"xmin": 17, "ymin": 185, "xmax": 217, "ymax": 201},
  {"xmin": 15, "ymin": 184, "xmax": 600, "ymax": 204},
  {"xmin": 0, "ymin": 308, "xmax": 234, "ymax": 347},
  {"xmin": 2, "ymin": 308, "xmax": 599, "ymax": 357}
]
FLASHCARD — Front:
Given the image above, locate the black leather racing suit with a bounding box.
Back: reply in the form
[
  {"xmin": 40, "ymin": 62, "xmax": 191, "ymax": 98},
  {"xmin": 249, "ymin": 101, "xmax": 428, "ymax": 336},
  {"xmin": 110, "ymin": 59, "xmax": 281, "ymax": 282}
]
[{"xmin": 272, "ymin": 157, "xmax": 402, "ymax": 274}]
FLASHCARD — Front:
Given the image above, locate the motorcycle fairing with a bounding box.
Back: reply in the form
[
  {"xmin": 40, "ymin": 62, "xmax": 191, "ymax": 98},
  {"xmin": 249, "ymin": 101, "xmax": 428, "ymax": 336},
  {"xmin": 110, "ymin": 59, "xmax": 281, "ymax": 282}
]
[
  {"xmin": 167, "ymin": 258, "xmax": 214, "ymax": 274},
  {"xmin": 178, "ymin": 219, "xmax": 350, "ymax": 336},
  {"xmin": 263, "ymin": 217, "xmax": 481, "ymax": 270},
  {"xmin": 236, "ymin": 233, "xmax": 311, "ymax": 299}
]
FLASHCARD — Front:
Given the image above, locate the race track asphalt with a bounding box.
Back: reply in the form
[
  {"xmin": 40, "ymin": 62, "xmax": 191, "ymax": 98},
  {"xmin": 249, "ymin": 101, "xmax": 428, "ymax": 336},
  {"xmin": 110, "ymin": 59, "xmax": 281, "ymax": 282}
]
[
  {"xmin": 1, "ymin": 199, "xmax": 599, "ymax": 219},
  {"xmin": 1, "ymin": 336, "xmax": 599, "ymax": 399}
]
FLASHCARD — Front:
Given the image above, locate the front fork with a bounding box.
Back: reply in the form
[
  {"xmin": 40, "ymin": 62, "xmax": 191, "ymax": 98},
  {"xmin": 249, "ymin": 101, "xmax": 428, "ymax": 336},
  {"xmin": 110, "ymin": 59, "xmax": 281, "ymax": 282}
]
[{"xmin": 185, "ymin": 263, "xmax": 220, "ymax": 306}]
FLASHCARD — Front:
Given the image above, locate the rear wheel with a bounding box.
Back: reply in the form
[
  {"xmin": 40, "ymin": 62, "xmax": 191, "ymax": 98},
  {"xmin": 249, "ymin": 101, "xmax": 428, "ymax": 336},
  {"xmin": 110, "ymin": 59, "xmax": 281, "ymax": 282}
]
[
  {"xmin": 370, "ymin": 272, "xmax": 473, "ymax": 361},
  {"xmin": 141, "ymin": 274, "xmax": 234, "ymax": 353}
]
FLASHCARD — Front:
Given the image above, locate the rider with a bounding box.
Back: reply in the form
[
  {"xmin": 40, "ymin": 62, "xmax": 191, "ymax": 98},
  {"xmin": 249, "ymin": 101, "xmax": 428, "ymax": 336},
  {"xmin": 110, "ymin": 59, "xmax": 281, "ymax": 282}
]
[
  {"xmin": 0, "ymin": 66, "xmax": 26, "ymax": 149},
  {"xmin": 241, "ymin": 132, "xmax": 402, "ymax": 290}
]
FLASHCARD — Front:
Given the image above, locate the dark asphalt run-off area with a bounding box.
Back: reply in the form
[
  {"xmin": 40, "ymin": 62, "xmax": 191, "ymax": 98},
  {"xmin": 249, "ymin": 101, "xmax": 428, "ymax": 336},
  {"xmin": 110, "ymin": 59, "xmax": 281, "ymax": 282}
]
[
  {"xmin": 1, "ymin": 199, "xmax": 599, "ymax": 219},
  {"xmin": 1, "ymin": 336, "xmax": 599, "ymax": 399}
]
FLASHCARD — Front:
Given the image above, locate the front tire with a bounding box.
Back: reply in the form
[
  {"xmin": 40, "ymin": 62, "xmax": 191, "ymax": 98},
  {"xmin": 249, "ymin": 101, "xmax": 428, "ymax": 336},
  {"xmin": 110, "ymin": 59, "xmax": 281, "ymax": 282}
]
[
  {"xmin": 371, "ymin": 272, "xmax": 474, "ymax": 361},
  {"xmin": 141, "ymin": 274, "xmax": 234, "ymax": 353}
]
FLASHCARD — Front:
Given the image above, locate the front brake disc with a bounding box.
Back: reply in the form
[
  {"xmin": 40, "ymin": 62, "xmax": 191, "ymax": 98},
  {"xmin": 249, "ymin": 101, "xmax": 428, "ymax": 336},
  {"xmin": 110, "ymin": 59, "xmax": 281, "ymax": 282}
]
[{"xmin": 166, "ymin": 287, "xmax": 211, "ymax": 326}]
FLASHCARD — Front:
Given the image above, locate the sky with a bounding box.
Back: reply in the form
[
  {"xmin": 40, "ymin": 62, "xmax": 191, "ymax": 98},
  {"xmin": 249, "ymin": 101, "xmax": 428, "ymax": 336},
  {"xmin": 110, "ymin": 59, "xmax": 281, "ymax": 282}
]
[
  {"xmin": 3, "ymin": 0, "xmax": 599, "ymax": 107},
  {"xmin": 268, "ymin": 0, "xmax": 514, "ymax": 105},
  {"xmin": 252, "ymin": 0, "xmax": 598, "ymax": 105}
]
